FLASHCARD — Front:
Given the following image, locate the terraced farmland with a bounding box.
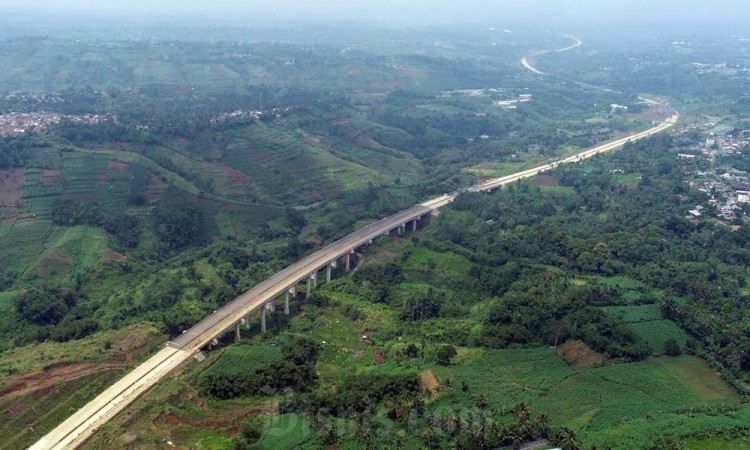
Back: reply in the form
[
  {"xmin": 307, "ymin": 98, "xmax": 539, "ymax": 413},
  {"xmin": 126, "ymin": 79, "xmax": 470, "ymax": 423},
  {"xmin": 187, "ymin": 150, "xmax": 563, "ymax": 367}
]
[{"xmin": 223, "ymin": 125, "xmax": 379, "ymax": 203}]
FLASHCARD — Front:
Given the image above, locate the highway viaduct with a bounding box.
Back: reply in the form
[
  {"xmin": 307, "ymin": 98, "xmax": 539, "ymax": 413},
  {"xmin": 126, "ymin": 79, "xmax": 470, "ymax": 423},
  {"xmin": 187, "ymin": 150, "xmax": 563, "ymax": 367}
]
[{"xmin": 29, "ymin": 112, "xmax": 678, "ymax": 450}]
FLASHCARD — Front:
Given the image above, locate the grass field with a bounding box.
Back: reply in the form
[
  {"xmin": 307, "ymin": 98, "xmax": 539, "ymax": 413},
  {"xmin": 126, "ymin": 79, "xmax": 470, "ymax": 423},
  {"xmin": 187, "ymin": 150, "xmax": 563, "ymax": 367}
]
[
  {"xmin": 0, "ymin": 291, "xmax": 20, "ymax": 351},
  {"xmin": 405, "ymin": 247, "xmax": 472, "ymax": 278},
  {"xmin": 0, "ymin": 291, "xmax": 19, "ymax": 311},
  {"xmin": 686, "ymin": 435, "xmax": 750, "ymax": 450},
  {"xmin": 22, "ymin": 225, "xmax": 108, "ymax": 285},
  {"xmin": 593, "ymin": 275, "xmax": 646, "ymax": 291},
  {"xmin": 601, "ymin": 304, "xmax": 662, "ymax": 323},
  {"xmin": 290, "ymin": 306, "xmax": 376, "ymax": 382},
  {"xmin": 257, "ymin": 414, "xmax": 320, "ymax": 450},
  {"xmin": 0, "ymin": 323, "xmax": 163, "ymax": 375},
  {"xmin": 628, "ymin": 320, "xmax": 691, "ymax": 353}
]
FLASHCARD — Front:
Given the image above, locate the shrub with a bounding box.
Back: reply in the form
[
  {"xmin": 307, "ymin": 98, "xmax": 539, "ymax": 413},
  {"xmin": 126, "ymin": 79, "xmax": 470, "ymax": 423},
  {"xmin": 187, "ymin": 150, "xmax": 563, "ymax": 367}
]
[{"xmin": 664, "ymin": 338, "xmax": 682, "ymax": 356}]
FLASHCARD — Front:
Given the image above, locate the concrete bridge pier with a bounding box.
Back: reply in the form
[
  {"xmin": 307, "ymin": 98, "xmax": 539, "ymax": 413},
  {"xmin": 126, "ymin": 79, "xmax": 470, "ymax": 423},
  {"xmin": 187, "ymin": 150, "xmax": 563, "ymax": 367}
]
[
  {"xmin": 235, "ymin": 322, "xmax": 242, "ymax": 342},
  {"xmin": 345, "ymin": 252, "xmax": 352, "ymax": 272},
  {"xmin": 284, "ymin": 291, "xmax": 291, "ymax": 315},
  {"xmin": 244, "ymin": 314, "xmax": 252, "ymax": 329},
  {"xmin": 412, "ymin": 218, "xmax": 418, "ymax": 231},
  {"xmin": 306, "ymin": 276, "xmax": 312, "ymax": 298},
  {"xmin": 261, "ymin": 307, "xmax": 267, "ymax": 333},
  {"xmin": 312, "ymin": 271, "xmax": 318, "ymax": 288},
  {"xmin": 327, "ymin": 262, "xmax": 337, "ymax": 283}
]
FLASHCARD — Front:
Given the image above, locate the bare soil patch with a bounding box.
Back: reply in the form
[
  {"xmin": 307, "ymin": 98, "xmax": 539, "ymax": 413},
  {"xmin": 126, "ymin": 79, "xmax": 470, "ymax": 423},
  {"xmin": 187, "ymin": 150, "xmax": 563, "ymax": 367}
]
[
  {"xmin": 63, "ymin": 193, "xmax": 96, "ymax": 202},
  {"xmin": 554, "ymin": 340, "xmax": 606, "ymax": 372},
  {"xmin": 103, "ymin": 250, "xmax": 125, "ymax": 262},
  {"xmin": 107, "ymin": 160, "xmax": 130, "ymax": 173},
  {"xmin": 527, "ymin": 175, "xmax": 559, "ymax": 186},
  {"xmin": 33, "ymin": 251, "xmax": 72, "ymax": 277},
  {"xmin": 155, "ymin": 400, "xmax": 277, "ymax": 437},
  {"xmin": 213, "ymin": 163, "xmax": 251, "ymax": 185},
  {"xmin": 144, "ymin": 174, "xmax": 168, "ymax": 204},
  {"xmin": 95, "ymin": 172, "xmax": 108, "ymax": 187},
  {"xmin": 246, "ymin": 147, "xmax": 278, "ymax": 166},
  {"xmin": 0, "ymin": 211, "xmax": 36, "ymax": 226},
  {"xmin": 302, "ymin": 133, "xmax": 328, "ymax": 149},
  {"xmin": 618, "ymin": 181, "xmax": 639, "ymax": 189},
  {"xmin": 353, "ymin": 135, "xmax": 383, "ymax": 150},
  {"xmin": 372, "ymin": 348, "xmax": 385, "ymax": 365},
  {"xmin": 41, "ymin": 169, "xmax": 62, "ymax": 186},
  {"xmin": 219, "ymin": 202, "xmax": 251, "ymax": 212},
  {"xmin": 0, "ymin": 168, "xmax": 24, "ymax": 207},
  {"xmin": 419, "ymin": 369, "xmax": 440, "ymax": 394}
]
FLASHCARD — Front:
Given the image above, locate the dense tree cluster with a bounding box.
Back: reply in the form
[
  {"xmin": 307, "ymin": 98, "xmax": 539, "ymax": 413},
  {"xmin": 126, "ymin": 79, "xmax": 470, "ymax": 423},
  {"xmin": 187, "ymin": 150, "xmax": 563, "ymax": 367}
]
[
  {"xmin": 199, "ymin": 337, "xmax": 319, "ymax": 399},
  {"xmin": 0, "ymin": 134, "xmax": 48, "ymax": 168},
  {"xmin": 422, "ymin": 134, "xmax": 750, "ymax": 378},
  {"xmin": 12, "ymin": 286, "xmax": 100, "ymax": 343},
  {"xmin": 52, "ymin": 200, "xmax": 141, "ymax": 248},
  {"xmin": 152, "ymin": 190, "xmax": 204, "ymax": 249}
]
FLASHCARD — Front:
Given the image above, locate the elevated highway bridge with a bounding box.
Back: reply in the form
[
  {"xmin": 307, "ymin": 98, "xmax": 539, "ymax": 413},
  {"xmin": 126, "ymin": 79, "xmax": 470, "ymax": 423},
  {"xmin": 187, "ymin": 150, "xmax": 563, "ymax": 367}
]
[{"xmin": 30, "ymin": 112, "xmax": 678, "ymax": 449}]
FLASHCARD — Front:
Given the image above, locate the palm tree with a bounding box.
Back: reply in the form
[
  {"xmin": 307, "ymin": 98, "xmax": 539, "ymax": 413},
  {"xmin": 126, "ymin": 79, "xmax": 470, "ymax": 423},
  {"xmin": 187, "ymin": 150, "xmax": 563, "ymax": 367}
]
[
  {"xmin": 536, "ymin": 413, "xmax": 551, "ymax": 437},
  {"xmin": 444, "ymin": 412, "xmax": 460, "ymax": 437},
  {"xmin": 422, "ymin": 423, "xmax": 437, "ymax": 448},
  {"xmin": 553, "ymin": 427, "xmax": 579, "ymax": 450}
]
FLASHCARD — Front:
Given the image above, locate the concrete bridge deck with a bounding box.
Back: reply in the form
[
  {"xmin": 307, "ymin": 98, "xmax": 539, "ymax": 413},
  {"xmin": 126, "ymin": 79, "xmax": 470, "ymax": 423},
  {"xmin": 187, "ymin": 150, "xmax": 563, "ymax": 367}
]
[{"xmin": 169, "ymin": 204, "xmax": 432, "ymax": 352}]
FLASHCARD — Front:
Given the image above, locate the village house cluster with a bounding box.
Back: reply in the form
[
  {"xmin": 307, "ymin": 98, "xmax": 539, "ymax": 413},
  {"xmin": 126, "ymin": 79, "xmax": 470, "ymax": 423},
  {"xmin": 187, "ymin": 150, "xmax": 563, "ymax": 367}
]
[
  {"xmin": 675, "ymin": 118, "xmax": 750, "ymax": 225},
  {"xmin": 0, "ymin": 112, "xmax": 110, "ymax": 138}
]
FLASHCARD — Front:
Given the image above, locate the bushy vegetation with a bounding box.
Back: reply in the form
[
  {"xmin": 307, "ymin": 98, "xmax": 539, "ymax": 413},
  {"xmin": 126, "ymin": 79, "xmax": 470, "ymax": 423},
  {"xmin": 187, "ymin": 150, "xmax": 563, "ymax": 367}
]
[{"xmin": 199, "ymin": 337, "xmax": 319, "ymax": 399}]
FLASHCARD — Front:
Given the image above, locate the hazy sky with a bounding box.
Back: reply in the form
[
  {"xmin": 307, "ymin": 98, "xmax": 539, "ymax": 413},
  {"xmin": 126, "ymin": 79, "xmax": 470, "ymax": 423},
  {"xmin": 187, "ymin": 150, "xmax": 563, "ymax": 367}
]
[{"xmin": 0, "ymin": 0, "xmax": 748, "ymax": 29}]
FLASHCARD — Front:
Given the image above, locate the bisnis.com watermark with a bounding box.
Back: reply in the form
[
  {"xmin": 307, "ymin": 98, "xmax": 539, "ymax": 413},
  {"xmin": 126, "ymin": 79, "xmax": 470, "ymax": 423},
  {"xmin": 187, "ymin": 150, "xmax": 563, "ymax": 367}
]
[{"xmin": 257, "ymin": 388, "xmax": 523, "ymax": 442}]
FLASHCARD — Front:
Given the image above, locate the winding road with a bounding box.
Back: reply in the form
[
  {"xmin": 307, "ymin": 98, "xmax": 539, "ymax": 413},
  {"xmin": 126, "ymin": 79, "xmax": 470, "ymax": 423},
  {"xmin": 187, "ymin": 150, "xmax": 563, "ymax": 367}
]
[{"xmin": 521, "ymin": 35, "xmax": 582, "ymax": 75}]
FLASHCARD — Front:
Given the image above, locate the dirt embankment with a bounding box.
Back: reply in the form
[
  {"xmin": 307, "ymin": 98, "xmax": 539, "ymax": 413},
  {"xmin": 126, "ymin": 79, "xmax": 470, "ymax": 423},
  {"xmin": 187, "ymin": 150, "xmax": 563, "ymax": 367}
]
[
  {"xmin": 0, "ymin": 362, "xmax": 129, "ymax": 402},
  {"xmin": 554, "ymin": 340, "xmax": 607, "ymax": 371}
]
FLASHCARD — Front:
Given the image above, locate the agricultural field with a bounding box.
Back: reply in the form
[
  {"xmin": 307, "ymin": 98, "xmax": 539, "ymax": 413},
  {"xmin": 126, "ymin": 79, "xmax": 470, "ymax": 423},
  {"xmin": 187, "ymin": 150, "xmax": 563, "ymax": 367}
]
[
  {"xmin": 602, "ymin": 304, "xmax": 691, "ymax": 353},
  {"xmin": 434, "ymin": 347, "xmax": 744, "ymax": 449},
  {"xmin": 222, "ymin": 124, "xmax": 381, "ymax": 204},
  {"xmin": 201, "ymin": 344, "xmax": 283, "ymax": 378}
]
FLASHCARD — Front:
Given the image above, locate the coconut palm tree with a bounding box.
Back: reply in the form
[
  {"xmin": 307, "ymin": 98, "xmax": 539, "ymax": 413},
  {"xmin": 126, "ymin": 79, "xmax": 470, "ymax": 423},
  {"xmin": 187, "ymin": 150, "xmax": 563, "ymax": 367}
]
[{"xmin": 553, "ymin": 427, "xmax": 579, "ymax": 450}]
